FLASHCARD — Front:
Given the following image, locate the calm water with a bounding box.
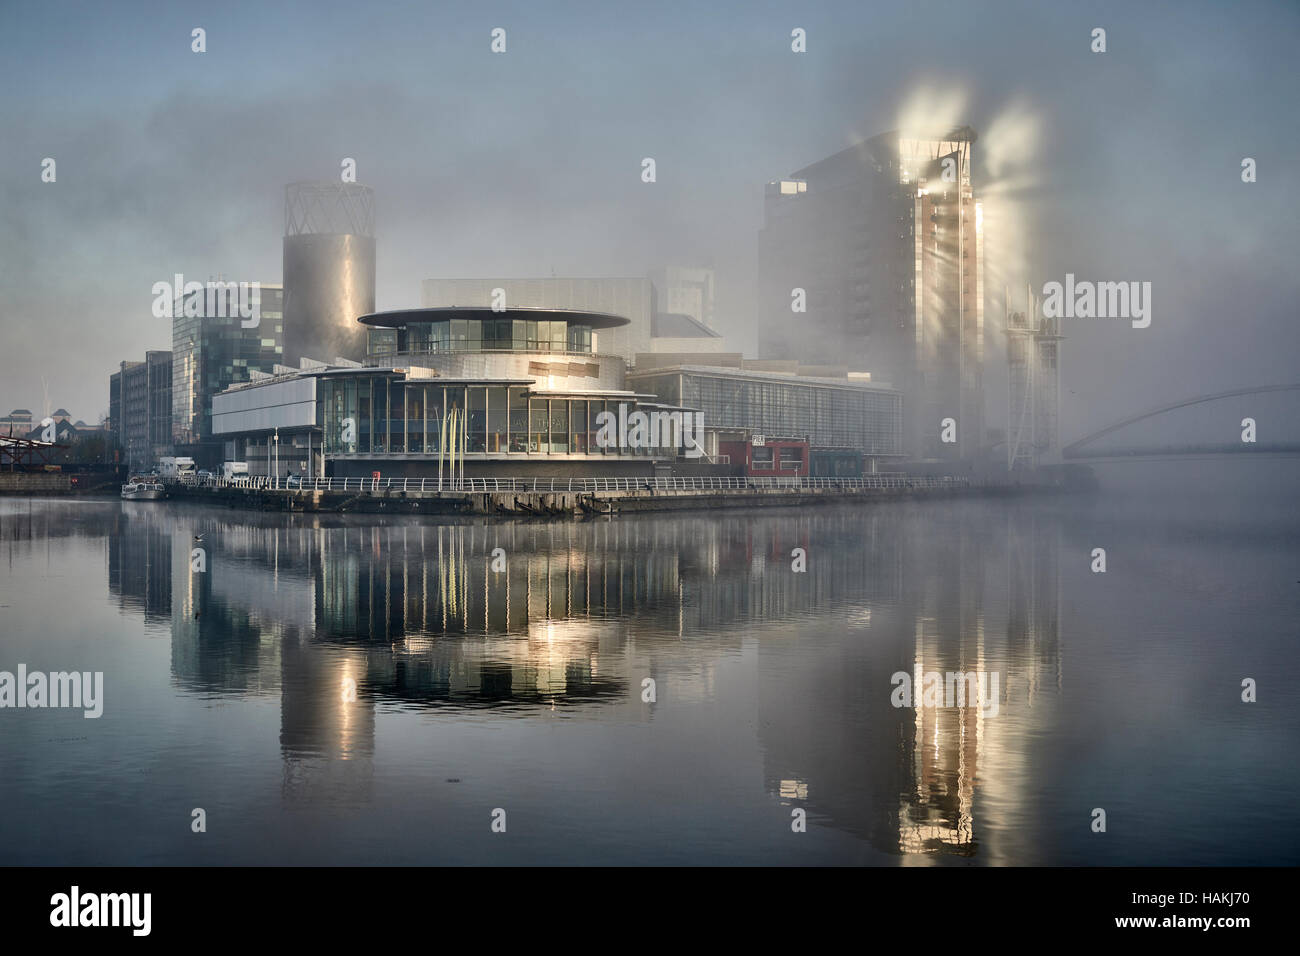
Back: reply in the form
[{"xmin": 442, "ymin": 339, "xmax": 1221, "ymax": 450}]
[{"xmin": 1, "ymin": 488, "xmax": 1297, "ymax": 865}]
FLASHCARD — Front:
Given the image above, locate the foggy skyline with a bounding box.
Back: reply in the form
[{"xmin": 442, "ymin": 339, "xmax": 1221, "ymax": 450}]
[{"xmin": 2, "ymin": 0, "xmax": 1297, "ymax": 444}]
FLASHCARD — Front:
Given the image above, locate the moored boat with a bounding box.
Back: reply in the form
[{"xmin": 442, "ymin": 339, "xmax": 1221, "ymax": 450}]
[{"xmin": 121, "ymin": 476, "xmax": 166, "ymax": 501}]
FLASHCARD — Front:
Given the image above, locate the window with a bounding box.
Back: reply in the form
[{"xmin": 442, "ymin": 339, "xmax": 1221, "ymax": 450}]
[
  {"xmin": 368, "ymin": 328, "xmax": 397, "ymax": 355},
  {"xmin": 570, "ymin": 400, "xmax": 586, "ymax": 453},
  {"xmin": 487, "ymin": 386, "xmax": 507, "ymax": 452},
  {"xmin": 588, "ymin": 400, "xmax": 604, "ymax": 454},
  {"xmin": 549, "ymin": 400, "xmax": 569, "ymax": 453},
  {"xmin": 752, "ymin": 447, "xmax": 774, "ymax": 468},
  {"xmin": 389, "ymin": 382, "xmax": 405, "ymax": 453},
  {"xmin": 372, "ymin": 378, "xmax": 388, "ymax": 452},
  {"xmin": 529, "ymin": 399, "xmax": 548, "ymax": 453},
  {"xmin": 451, "ymin": 320, "xmax": 469, "ymax": 350},
  {"xmin": 468, "ymin": 387, "xmax": 486, "ymax": 452},
  {"xmin": 409, "ymin": 323, "xmax": 431, "ymax": 353},
  {"xmin": 567, "ymin": 324, "xmax": 592, "ymax": 352},
  {"xmin": 355, "ymin": 379, "xmax": 369, "ymax": 453},
  {"xmin": 407, "ymin": 386, "xmax": 423, "ymax": 452},
  {"xmin": 426, "ymin": 386, "xmax": 444, "ymax": 453},
  {"xmin": 508, "ymin": 387, "xmax": 529, "ymax": 452}
]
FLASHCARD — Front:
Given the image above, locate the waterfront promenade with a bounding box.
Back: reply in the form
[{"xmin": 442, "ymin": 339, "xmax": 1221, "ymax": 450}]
[{"xmin": 154, "ymin": 473, "xmax": 1044, "ymax": 516}]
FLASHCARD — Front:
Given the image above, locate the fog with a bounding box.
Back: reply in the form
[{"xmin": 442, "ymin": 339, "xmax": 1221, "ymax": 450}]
[{"xmin": 2, "ymin": 0, "xmax": 1296, "ymax": 455}]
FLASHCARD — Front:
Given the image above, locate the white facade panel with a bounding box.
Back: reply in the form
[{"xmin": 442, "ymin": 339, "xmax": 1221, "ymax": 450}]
[{"xmin": 213, "ymin": 377, "xmax": 318, "ymax": 434}]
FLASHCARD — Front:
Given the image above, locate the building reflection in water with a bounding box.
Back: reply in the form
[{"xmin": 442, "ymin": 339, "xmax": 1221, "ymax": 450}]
[
  {"xmin": 87, "ymin": 501, "xmax": 1064, "ymax": 850},
  {"xmin": 755, "ymin": 504, "xmax": 1063, "ymax": 861}
]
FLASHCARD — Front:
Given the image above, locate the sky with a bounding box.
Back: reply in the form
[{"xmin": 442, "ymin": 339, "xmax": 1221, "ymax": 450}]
[{"xmin": 1, "ymin": 0, "xmax": 1297, "ymax": 443}]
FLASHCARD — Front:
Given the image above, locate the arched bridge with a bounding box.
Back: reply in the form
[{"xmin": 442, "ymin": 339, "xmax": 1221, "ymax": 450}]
[{"xmin": 1062, "ymin": 384, "xmax": 1300, "ymax": 460}]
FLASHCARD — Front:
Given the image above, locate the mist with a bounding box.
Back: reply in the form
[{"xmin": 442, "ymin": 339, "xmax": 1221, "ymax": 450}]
[{"xmin": 2, "ymin": 0, "xmax": 1296, "ymax": 455}]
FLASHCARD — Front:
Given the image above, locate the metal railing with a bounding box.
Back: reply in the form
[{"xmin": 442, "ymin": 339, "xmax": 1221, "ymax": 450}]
[{"xmin": 167, "ymin": 474, "xmax": 969, "ymax": 494}]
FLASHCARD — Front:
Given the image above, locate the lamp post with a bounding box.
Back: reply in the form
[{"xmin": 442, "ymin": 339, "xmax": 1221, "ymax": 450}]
[{"xmin": 273, "ymin": 428, "xmax": 279, "ymax": 487}]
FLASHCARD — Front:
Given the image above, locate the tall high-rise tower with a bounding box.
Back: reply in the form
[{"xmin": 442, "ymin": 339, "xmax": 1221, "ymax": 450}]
[
  {"xmin": 758, "ymin": 128, "xmax": 984, "ymax": 460},
  {"xmin": 282, "ymin": 182, "xmax": 376, "ymax": 365}
]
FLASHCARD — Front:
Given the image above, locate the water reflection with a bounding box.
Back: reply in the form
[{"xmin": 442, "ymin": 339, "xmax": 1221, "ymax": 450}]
[{"xmin": 81, "ymin": 501, "xmax": 1070, "ymax": 857}]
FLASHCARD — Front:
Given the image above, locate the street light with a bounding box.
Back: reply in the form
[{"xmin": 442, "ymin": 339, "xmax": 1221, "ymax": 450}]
[{"xmin": 273, "ymin": 427, "xmax": 279, "ymax": 487}]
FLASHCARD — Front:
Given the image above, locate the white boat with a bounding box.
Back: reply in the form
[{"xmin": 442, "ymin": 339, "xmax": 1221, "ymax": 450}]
[{"xmin": 121, "ymin": 476, "xmax": 166, "ymax": 501}]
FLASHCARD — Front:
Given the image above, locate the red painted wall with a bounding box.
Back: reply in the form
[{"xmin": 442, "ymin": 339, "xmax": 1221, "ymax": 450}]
[{"xmin": 719, "ymin": 439, "xmax": 809, "ymax": 477}]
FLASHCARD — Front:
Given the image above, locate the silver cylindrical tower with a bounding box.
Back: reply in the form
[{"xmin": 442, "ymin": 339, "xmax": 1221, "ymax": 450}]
[{"xmin": 282, "ymin": 182, "xmax": 376, "ymax": 364}]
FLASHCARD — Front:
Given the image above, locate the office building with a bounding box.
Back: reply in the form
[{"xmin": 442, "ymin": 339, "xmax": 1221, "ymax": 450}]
[
  {"xmin": 172, "ymin": 283, "xmax": 284, "ymax": 467},
  {"xmin": 111, "ymin": 350, "xmax": 173, "ymax": 471},
  {"xmin": 758, "ymin": 128, "xmax": 984, "ymax": 460},
  {"xmin": 627, "ymin": 362, "xmax": 903, "ymax": 472}
]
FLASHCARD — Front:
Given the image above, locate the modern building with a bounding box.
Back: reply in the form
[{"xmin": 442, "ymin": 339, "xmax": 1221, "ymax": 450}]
[
  {"xmin": 627, "ymin": 363, "xmax": 903, "ymax": 472},
  {"xmin": 647, "ymin": 311, "xmax": 727, "ymax": 355},
  {"xmin": 422, "ymin": 277, "xmax": 656, "ymax": 364},
  {"xmin": 213, "ymin": 307, "xmax": 701, "ymax": 479},
  {"xmin": 172, "ymin": 283, "xmax": 284, "ymax": 468},
  {"xmin": 758, "ymin": 128, "xmax": 984, "ymax": 461},
  {"xmin": 650, "ymin": 266, "xmax": 716, "ymax": 329},
  {"xmin": 283, "ymin": 182, "xmax": 376, "ymax": 365},
  {"xmin": 211, "ymin": 362, "xmax": 323, "ymax": 478},
  {"xmin": 111, "ymin": 350, "xmax": 173, "ymax": 471}
]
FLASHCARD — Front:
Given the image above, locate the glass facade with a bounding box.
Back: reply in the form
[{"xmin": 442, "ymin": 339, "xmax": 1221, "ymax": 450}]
[
  {"xmin": 172, "ymin": 287, "xmax": 284, "ymax": 445},
  {"xmin": 631, "ymin": 370, "xmax": 902, "ymax": 457},
  {"xmin": 319, "ymin": 376, "xmax": 646, "ymax": 457},
  {"xmin": 365, "ymin": 319, "xmax": 594, "ymax": 356}
]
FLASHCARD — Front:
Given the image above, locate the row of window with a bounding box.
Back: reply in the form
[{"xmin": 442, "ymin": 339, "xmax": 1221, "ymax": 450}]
[
  {"xmin": 632, "ymin": 373, "xmax": 901, "ymax": 455},
  {"xmin": 752, "ymin": 447, "xmax": 805, "ymax": 468},
  {"xmin": 320, "ymin": 378, "xmax": 659, "ymax": 456},
  {"xmin": 367, "ymin": 320, "xmax": 594, "ymax": 356}
]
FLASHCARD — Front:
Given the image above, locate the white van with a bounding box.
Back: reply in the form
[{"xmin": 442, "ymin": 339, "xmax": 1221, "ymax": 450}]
[{"xmin": 157, "ymin": 456, "xmax": 197, "ymax": 480}]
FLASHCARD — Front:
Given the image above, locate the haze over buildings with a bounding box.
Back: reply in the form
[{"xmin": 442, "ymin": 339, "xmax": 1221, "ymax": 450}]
[
  {"xmin": 759, "ymin": 129, "xmax": 984, "ymax": 460},
  {"xmin": 1, "ymin": 1, "xmax": 1296, "ymax": 461}
]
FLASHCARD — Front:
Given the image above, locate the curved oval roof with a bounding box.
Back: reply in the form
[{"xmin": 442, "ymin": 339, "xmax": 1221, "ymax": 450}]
[{"xmin": 359, "ymin": 306, "xmax": 630, "ymax": 330}]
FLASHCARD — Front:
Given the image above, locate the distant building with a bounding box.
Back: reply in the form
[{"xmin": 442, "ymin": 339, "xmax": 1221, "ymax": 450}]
[
  {"xmin": 0, "ymin": 409, "xmax": 33, "ymax": 436},
  {"xmin": 172, "ymin": 283, "xmax": 284, "ymax": 467},
  {"xmin": 758, "ymin": 128, "xmax": 984, "ymax": 461},
  {"xmin": 648, "ymin": 312, "xmax": 727, "ymax": 354},
  {"xmin": 627, "ymin": 361, "xmax": 903, "ymax": 472},
  {"xmin": 650, "ymin": 266, "xmax": 715, "ymax": 329},
  {"xmin": 110, "ymin": 351, "xmax": 173, "ymax": 471}
]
